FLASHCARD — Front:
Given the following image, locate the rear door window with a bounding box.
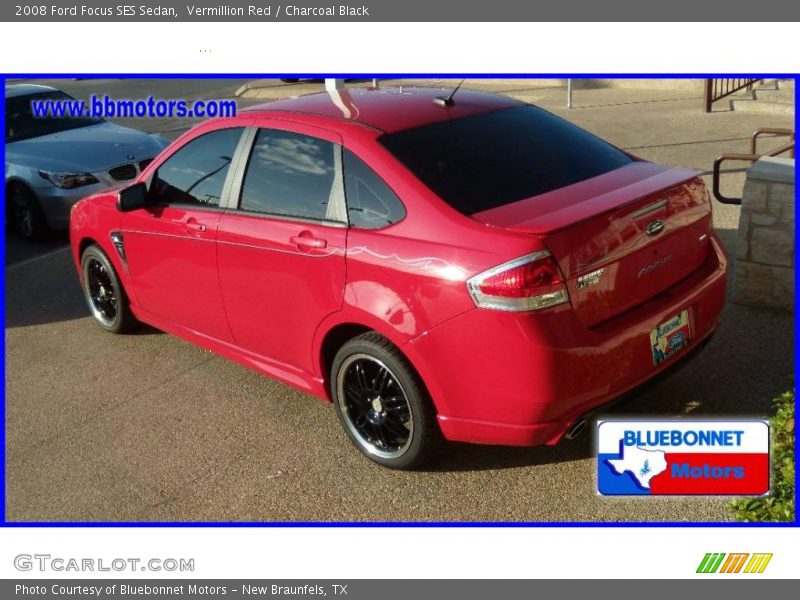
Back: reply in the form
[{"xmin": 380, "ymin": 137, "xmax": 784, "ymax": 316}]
[{"xmin": 239, "ymin": 128, "xmax": 340, "ymax": 222}]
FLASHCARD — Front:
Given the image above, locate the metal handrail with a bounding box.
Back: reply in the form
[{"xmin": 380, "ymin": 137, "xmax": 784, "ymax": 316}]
[
  {"xmin": 751, "ymin": 127, "xmax": 796, "ymax": 155},
  {"xmin": 712, "ymin": 128, "xmax": 795, "ymax": 204},
  {"xmin": 704, "ymin": 78, "xmax": 763, "ymax": 112}
]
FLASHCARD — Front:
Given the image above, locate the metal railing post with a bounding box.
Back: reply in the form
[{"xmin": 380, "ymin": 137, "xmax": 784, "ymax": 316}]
[
  {"xmin": 704, "ymin": 79, "xmax": 713, "ymax": 112},
  {"xmin": 567, "ymin": 79, "xmax": 573, "ymax": 109}
]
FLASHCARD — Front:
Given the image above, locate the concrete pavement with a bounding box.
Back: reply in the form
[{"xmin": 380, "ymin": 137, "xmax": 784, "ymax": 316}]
[{"xmin": 4, "ymin": 78, "xmax": 795, "ymax": 522}]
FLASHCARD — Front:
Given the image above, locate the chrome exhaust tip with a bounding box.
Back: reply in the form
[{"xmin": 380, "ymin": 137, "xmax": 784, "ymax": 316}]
[{"xmin": 564, "ymin": 419, "xmax": 588, "ymax": 440}]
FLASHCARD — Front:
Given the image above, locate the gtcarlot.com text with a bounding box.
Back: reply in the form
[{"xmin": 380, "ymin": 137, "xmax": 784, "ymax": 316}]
[{"xmin": 13, "ymin": 553, "xmax": 195, "ymax": 572}]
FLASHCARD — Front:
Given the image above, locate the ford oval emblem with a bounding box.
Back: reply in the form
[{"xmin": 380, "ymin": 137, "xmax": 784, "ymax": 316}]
[
  {"xmin": 645, "ymin": 219, "xmax": 664, "ymax": 236},
  {"xmin": 669, "ymin": 332, "xmax": 685, "ymax": 349}
]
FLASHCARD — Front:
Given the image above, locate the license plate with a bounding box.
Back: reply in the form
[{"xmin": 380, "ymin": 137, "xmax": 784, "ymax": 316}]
[{"xmin": 650, "ymin": 310, "xmax": 691, "ymax": 366}]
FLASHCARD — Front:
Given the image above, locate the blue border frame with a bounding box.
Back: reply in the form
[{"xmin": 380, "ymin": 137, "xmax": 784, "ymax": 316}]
[{"xmin": 1, "ymin": 73, "xmax": 797, "ymax": 528}]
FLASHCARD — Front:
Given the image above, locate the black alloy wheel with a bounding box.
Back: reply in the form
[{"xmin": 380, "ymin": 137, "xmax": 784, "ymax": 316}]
[
  {"xmin": 80, "ymin": 245, "xmax": 137, "ymax": 333},
  {"xmin": 331, "ymin": 332, "xmax": 441, "ymax": 469}
]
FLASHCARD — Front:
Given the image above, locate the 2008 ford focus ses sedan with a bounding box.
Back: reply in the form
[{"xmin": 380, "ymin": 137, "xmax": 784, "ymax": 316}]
[{"xmin": 70, "ymin": 86, "xmax": 727, "ymax": 469}]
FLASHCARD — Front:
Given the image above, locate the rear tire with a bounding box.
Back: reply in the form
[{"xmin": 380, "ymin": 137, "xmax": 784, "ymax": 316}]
[
  {"xmin": 331, "ymin": 332, "xmax": 441, "ymax": 469},
  {"xmin": 80, "ymin": 245, "xmax": 137, "ymax": 334},
  {"xmin": 8, "ymin": 182, "xmax": 49, "ymax": 242}
]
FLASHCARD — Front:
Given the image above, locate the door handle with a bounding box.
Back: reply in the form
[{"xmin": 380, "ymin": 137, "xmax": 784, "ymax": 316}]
[
  {"xmin": 290, "ymin": 233, "xmax": 327, "ymax": 249},
  {"xmin": 185, "ymin": 219, "xmax": 207, "ymax": 234}
]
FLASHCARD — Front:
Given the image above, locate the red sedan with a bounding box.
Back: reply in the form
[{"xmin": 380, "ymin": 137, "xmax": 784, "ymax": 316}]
[{"xmin": 70, "ymin": 86, "xmax": 727, "ymax": 469}]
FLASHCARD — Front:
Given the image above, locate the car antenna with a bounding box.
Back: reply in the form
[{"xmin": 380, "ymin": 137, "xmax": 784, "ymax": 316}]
[{"xmin": 433, "ymin": 79, "xmax": 465, "ymax": 107}]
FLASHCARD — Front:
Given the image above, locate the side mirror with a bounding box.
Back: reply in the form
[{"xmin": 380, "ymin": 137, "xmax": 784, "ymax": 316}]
[{"xmin": 117, "ymin": 182, "xmax": 147, "ymax": 212}]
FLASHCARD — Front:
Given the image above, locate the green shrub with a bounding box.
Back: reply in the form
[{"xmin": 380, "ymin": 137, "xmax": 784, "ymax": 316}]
[{"xmin": 728, "ymin": 390, "xmax": 795, "ymax": 522}]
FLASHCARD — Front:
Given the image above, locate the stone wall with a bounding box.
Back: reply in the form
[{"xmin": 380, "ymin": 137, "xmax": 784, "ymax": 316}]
[{"xmin": 734, "ymin": 157, "xmax": 795, "ymax": 312}]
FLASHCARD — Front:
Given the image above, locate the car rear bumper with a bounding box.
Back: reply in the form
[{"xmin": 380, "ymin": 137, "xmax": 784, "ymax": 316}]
[{"xmin": 404, "ymin": 233, "xmax": 728, "ymax": 447}]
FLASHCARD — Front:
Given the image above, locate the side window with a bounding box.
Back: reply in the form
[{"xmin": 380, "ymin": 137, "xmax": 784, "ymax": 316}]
[
  {"xmin": 150, "ymin": 128, "xmax": 243, "ymax": 207},
  {"xmin": 239, "ymin": 128, "xmax": 340, "ymax": 222},
  {"xmin": 343, "ymin": 149, "xmax": 406, "ymax": 229}
]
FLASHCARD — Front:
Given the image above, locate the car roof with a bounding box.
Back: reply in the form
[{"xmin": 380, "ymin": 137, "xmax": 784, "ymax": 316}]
[
  {"xmin": 242, "ymin": 86, "xmax": 524, "ymax": 134},
  {"xmin": 5, "ymin": 83, "xmax": 59, "ymax": 99}
]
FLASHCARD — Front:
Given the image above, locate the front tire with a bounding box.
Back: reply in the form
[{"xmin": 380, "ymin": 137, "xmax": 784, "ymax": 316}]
[
  {"xmin": 331, "ymin": 332, "xmax": 440, "ymax": 469},
  {"xmin": 80, "ymin": 245, "xmax": 137, "ymax": 333}
]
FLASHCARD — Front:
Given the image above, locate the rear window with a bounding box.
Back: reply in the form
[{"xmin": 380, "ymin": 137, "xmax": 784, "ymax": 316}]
[{"xmin": 379, "ymin": 105, "xmax": 633, "ymax": 214}]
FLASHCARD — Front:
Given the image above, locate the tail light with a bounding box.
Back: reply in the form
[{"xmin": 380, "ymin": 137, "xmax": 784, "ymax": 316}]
[{"xmin": 466, "ymin": 251, "xmax": 569, "ymax": 311}]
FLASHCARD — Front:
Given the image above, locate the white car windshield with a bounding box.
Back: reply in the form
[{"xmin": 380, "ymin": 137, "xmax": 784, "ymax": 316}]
[{"xmin": 5, "ymin": 90, "xmax": 103, "ymax": 143}]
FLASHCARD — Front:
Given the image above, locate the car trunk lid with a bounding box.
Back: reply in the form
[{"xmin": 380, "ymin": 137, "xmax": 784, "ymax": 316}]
[{"xmin": 472, "ymin": 162, "xmax": 712, "ymax": 326}]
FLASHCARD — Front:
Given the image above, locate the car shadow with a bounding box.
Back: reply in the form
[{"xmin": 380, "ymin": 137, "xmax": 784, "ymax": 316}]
[
  {"xmin": 425, "ymin": 435, "xmax": 595, "ymax": 473},
  {"xmin": 5, "ymin": 237, "xmax": 164, "ymax": 333},
  {"xmin": 422, "ymin": 389, "xmax": 654, "ymax": 473},
  {"xmin": 127, "ymin": 323, "xmax": 164, "ymax": 336},
  {"xmin": 5, "ymin": 245, "xmax": 87, "ymax": 328},
  {"xmin": 5, "ymin": 229, "xmax": 71, "ymax": 266}
]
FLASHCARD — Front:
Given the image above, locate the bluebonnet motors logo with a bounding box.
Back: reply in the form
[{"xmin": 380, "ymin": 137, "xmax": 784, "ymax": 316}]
[{"xmin": 597, "ymin": 420, "xmax": 769, "ymax": 495}]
